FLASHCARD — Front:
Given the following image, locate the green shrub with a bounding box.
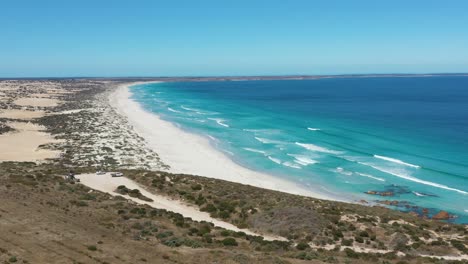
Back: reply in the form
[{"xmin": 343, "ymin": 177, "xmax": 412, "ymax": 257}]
[
  {"xmin": 359, "ymin": 231, "xmax": 369, "ymax": 237},
  {"xmin": 341, "ymin": 239, "xmax": 353, "ymax": 246},
  {"xmin": 344, "ymin": 248, "xmax": 359, "ymax": 258},
  {"xmin": 220, "ymin": 230, "xmax": 231, "ymax": 236},
  {"xmin": 354, "ymin": 236, "xmax": 364, "ymax": 243},
  {"xmin": 296, "ymin": 242, "xmax": 310, "ymax": 250},
  {"xmin": 451, "ymin": 240, "xmax": 466, "ymax": 252},
  {"xmin": 191, "ymin": 184, "xmax": 202, "ymax": 191},
  {"xmin": 157, "ymin": 231, "xmax": 174, "ymax": 239},
  {"xmin": 222, "ymin": 237, "xmax": 238, "ymax": 246},
  {"xmin": 201, "ymin": 203, "xmax": 217, "ymax": 213},
  {"xmin": 87, "ymin": 245, "xmax": 97, "ymax": 251}
]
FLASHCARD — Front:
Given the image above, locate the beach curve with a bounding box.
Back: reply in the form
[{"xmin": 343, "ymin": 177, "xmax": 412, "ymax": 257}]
[{"xmin": 108, "ymin": 82, "xmax": 338, "ymax": 201}]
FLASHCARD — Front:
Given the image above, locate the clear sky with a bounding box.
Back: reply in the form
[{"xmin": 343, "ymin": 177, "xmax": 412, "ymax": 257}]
[{"xmin": 1, "ymin": 0, "xmax": 468, "ymax": 77}]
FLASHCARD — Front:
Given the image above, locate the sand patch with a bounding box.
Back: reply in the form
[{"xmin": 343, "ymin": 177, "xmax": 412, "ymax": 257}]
[
  {"xmin": 0, "ymin": 87, "xmax": 16, "ymax": 91},
  {"xmin": 14, "ymin": 97, "xmax": 60, "ymax": 107},
  {"xmin": 31, "ymin": 93, "xmax": 55, "ymax": 98},
  {"xmin": 0, "ymin": 109, "xmax": 45, "ymax": 119},
  {"xmin": 0, "ymin": 122, "xmax": 61, "ymax": 162}
]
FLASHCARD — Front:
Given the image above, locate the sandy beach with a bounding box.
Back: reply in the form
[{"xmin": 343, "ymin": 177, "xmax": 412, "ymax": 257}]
[{"xmin": 109, "ymin": 82, "xmax": 336, "ymax": 201}]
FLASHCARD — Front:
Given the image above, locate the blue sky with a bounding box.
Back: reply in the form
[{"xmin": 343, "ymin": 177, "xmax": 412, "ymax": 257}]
[{"xmin": 1, "ymin": 0, "xmax": 468, "ymax": 77}]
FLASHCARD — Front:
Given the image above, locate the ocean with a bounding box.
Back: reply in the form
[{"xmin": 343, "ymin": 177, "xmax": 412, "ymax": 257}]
[{"xmin": 130, "ymin": 76, "xmax": 468, "ymax": 223}]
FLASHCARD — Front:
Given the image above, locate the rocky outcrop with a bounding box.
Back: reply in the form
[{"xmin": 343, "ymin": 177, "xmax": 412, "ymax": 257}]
[
  {"xmin": 365, "ymin": 190, "xmax": 394, "ymax": 196},
  {"xmin": 432, "ymin": 210, "xmax": 451, "ymax": 220}
]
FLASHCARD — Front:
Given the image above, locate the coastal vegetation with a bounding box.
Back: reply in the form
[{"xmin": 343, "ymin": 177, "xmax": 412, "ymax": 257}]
[{"xmin": 0, "ymin": 79, "xmax": 466, "ymax": 263}]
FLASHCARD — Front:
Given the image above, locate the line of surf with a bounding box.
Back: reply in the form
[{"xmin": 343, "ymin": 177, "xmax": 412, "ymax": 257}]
[
  {"xmin": 108, "ymin": 82, "xmax": 338, "ymax": 202},
  {"xmin": 374, "ymin": 155, "xmax": 420, "ymax": 168}
]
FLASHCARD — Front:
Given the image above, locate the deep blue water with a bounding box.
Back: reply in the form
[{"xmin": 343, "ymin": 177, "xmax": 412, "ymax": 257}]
[{"xmin": 130, "ymin": 77, "xmax": 468, "ymax": 223}]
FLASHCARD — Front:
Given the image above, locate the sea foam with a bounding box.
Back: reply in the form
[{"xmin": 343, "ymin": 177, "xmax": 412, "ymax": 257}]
[
  {"xmin": 361, "ymin": 162, "xmax": 467, "ymax": 195},
  {"xmin": 243, "ymin": 148, "xmax": 267, "ymax": 155},
  {"xmin": 287, "ymin": 154, "xmax": 318, "ymax": 166},
  {"xmin": 374, "ymin": 155, "xmax": 420, "ymax": 168},
  {"xmin": 267, "ymin": 156, "xmax": 282, "ymax": 164},
  {"xmin": 355, "ymin": 172, "xmax": 385, "ymax": 182},
  {"xmin": 295, "ymin": 142, "xmax": 341, "ymax": 154},
  {"xmin": 255, "ymin": 137, "xmax": 285, "ymax": 145},
  {"xmin": 208, "ymin": 118, "xmax": 229, "ymax": 128},
  {"xmin": 167, "ymin": 107, "xmax": 181, "ymax": 113}
]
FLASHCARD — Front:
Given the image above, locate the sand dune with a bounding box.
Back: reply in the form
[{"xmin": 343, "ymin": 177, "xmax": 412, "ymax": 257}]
[{"xmin": 0, "ymin": 122, "xmax": 61, "ymax": 162}]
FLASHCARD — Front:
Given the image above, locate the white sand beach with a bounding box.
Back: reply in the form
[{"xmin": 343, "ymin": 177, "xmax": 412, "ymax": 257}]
[{"xmin": 109, "ymin": 82, "xmax": 336, "ymax": 201}]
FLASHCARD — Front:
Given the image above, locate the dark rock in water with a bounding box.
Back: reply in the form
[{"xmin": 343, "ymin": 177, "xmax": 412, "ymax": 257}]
[
  {"xmin": 365, "ymin": 190, "xmax": 394, "ymax": 196},
  {"xmin": 432, "ymin": 210, "xmax": 451, "ymax": 220},
  {"xmin": 365, "ymin": 185, "xmax": 411, "ymax": 197},
  {"xmin": 385, "ymin": 184, "xmax": 411, "ymax": 195}
]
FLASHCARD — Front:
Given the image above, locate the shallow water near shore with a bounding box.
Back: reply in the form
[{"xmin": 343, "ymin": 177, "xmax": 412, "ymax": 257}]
[{"xmin": 130, "ymin": 77, "xmax": 468, "ymax": 223}]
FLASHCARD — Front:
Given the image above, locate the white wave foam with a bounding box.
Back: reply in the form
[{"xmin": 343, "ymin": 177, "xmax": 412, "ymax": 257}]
[
  {"xmin": 295, "ymin": 142, "xmax": 341, "ymax": 154},
  {"xmin": 243, "ymin": 148, "xmax": 267, "ymax": 155},
  {"xmin": 374, "ymin": 155, "xmax": 420, "ymax": 168},
  {"xmin": 182, "ymin": 105, "xmax": 218, "ymax": 115},
  {"xmin": 412, "ymin": 191, "xmax": 426, "ymax": 197},
  {"xmin": 181, "ymin": 105, "xmax": 198, "ymax": 111},
  {"xmin": 283, "ymin": 162, "xmax": 302, "ymax": 169},
  {"xmin": 307, "ymin": 127, "xmax": 320, "ymax": 131},
  {"xmin": 255, "ymin": 137, "xmax": 285, "ymax": 145},
  {"xmin": 167, "ymin": 107, "xmax": 181, "ymax": 113},
  {"xmin": 335, "ymin": 167, "xmax": 353, "ymax": 176},
  {"xmin": 361, "ymin": 163, "xmax": 467, "ymax": 195},
  {"xmin": 222, "ymin": 149, "xmax": 234, "ymax": 156},
  {"xmin": 243, "ymin": 128, "xmax": 281, "ymax": 135},
  {"xmin": 287, "ymin": 154, "xmax": 318, "ymax": 166},
  {"xmin": 268, "ymin": 156, "xmax": 282, "ymax": 165},
  {"xmin": 356, "ymin": 172, "xmax": 385, "ymax": 182},
  {"xmin": 208, "ymin": 118, "xmax": 229, "ymax": 128},
  {"xmin": 207, "ymin": 135, "xmax": 218, "ymax": 142}
]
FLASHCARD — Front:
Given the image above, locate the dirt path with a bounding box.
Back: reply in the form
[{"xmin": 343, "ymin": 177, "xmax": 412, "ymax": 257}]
[{"xmin": 77, "ymin": 173, "xmax": 287, "ymax": 242}]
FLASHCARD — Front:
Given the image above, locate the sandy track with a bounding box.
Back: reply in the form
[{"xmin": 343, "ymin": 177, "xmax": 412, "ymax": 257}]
[{"xmin": 77, "ymin": 173, "xmax": 287, "ymax": 241}]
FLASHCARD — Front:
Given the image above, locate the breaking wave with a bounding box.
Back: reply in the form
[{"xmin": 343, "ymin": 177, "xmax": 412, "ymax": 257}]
[
  {"xmin": 208, "ymin": 118, "xmax": 229, "ymax": 128},
  {"xmin": 255, "ymin": 137, "xmax": 285, "ymax": 145},
  {"xmin": 243, "ymin": 148, "xmax": 267, "ymax": 155},
  {"xmin": 167, "ymin": 107, "xmax": 181, "ymax": 113},
  {"xmin": 355, "ymin": 172, "xmax": 385, "ymax": 182},
  {"xmin": 267, "ymin": 156, "xmax": 282, "ymax": 165},
  {"xmin": 295, "ymin": 142, "xmax": 342, "ymax": 154},
  {"xmin": 374, "ymin": 155, "xmax": 420, "ymax": 168},
  {"xmin": 287, "ymin": 154, "xmax": 318, "ymax": 166},
  {"xmin": 361, "ymin": 163, "xmax": 467, "ymax": 195}
]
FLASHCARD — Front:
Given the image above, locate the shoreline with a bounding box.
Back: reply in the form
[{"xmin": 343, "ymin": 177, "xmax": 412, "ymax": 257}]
[{"xmin": 109, "ymin": 82, "xmax": 341, "ymax": 202}]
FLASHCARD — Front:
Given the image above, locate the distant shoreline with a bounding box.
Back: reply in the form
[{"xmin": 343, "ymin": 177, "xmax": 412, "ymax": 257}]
[
  {"xmin": 108, "ymin": 81, "xmax": 342, "ymax": 202},
  {"xmin": 2, "ymin": 72, "xmax": 468, "ymax": 81}
]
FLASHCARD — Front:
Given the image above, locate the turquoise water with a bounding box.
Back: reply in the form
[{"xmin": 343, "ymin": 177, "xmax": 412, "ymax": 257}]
[{"xmin": 130, "ymin": 77, "xmax": 468, "ymax": 223}]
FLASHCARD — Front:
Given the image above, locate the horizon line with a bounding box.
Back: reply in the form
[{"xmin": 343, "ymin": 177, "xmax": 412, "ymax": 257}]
[{"xmin": 1, "ymin": 72, "xmax": 468, "ymax": 80}]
